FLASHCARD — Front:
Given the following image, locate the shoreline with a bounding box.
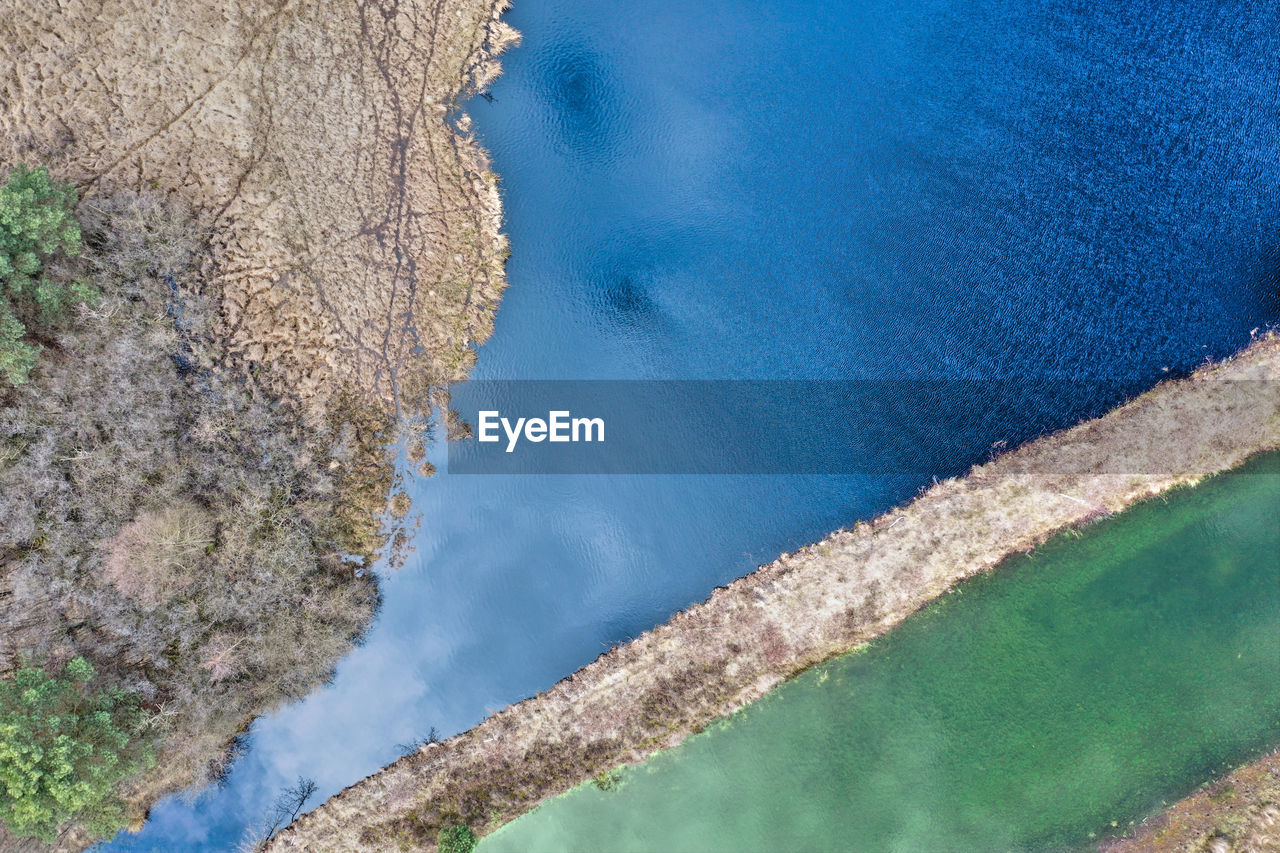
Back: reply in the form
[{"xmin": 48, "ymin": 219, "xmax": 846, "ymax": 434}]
[
  {"xmin": 268, "ymin": 332, "xmax": 1280, "ymax": 852},
  {"xmin": 1, "ymin": 0, "xmax": 518, "ymax": 847},
  {"xmin": 1101, "ymin": 748, "xmax": 1280, "ymax": 852}
]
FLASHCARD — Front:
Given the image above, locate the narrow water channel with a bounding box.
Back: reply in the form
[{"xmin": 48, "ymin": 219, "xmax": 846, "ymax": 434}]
[{"xmin": 483, "ymin": 452, "xmax": 1280, "ymax": 853}]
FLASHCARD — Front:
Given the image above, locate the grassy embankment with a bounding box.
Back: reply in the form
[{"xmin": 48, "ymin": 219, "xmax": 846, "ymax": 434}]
[
  {"xmin": 267, "ymin": 333, "xmax": 1280, "ymax": 853},
  {"xmin": 1102, "ymin": 749, "xmax": 1280, "ymax": 853},
  {"xmin": 0, "ymin": 0, "xmax": 516, "ymax": 848}
]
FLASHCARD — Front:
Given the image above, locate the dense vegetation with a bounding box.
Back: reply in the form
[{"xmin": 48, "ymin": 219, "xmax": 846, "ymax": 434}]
[
  {"xmin": 438, "ymin": 824, "xmax": 478, "ymax": 853},
  {"xmin": 0, "ymin": 166, "xmax": 95, "ymax": 386},
  {"xmin": 0, "ymin": 658, "xmax": 152, "ymax": 842},
  {"xmin": 0, "ymin": 171, "xmax": 387, "ymax": 847}
]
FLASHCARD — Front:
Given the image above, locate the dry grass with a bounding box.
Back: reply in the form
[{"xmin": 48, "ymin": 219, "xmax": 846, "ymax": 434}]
[
  {"xmin": 2, "ymin": 0, "xmax": 518, "ymax": 843},
  {"xmin": 0, "ymin": 192, "xmax": 379, "ymax": 850},
  {"xmin": 1, "ymin": 0, "xmax": 514, "ymax": 414},
  {"xmin": 389, "ymin": 493, "xmax": 413, "ymax": 519},
  {"xmin": 1101, "ymin": 749, "xmax": 1280, "ymax": 853},
  {"xmin": 268, "ymin": 333, "xmax": 1280, "ymax": 853}
]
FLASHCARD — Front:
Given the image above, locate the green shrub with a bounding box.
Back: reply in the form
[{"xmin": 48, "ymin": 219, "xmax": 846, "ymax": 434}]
[
  {"xmin": 0, "ymin": 164, "xmax": 93, "ymax": 385},
  {"xmin": 592, "ymin": 769, "xmax": 622, "ymax": 792},
  {"xmin": 0, "ymin": 657, "xmax": 153, "ymax": 841},
  {"xmin": 438, "ymin": 823, "xmax": 479, "ymax": 853}
]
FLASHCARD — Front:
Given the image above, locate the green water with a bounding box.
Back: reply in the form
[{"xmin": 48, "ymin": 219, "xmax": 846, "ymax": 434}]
[{"xmin": 482, "ymin": 453, "xmax": 1280, "ymax": 853}]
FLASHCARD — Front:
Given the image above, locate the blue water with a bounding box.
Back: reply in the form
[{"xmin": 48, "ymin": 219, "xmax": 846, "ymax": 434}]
[{"xmin": 100, "ymin": 1, "xmax": 1278, "ymax": 849}]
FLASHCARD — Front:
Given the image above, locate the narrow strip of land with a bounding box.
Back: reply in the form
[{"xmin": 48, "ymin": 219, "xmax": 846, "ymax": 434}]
[
  {"xmin": 269, "ymin": 333, "xmax": 1280, "ymax": 853},
  {"xmin": 1101, "ymin": 748, "xmax": 1280, "ymax": 853}
]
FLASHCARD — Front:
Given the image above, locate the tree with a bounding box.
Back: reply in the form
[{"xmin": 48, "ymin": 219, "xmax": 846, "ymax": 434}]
[
  {"xmin": 265, "ymin": 776, "xmax": 318, "ymax": 837},
  {"xmin": 237, "ymin": 775, "xmax": 320, "ymax": 852},
  {"xmin": 0, "ymin": 164, "xmax": 93, "ymax": 385},
  {"xmin": 0, "ymin": 657, "xmax": 152, "ymax": 842}
]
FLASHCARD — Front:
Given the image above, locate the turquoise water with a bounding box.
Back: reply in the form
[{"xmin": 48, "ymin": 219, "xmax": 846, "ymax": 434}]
[{"xmin": 483, "ymin": 453, "xmax": 1280, "ymax": 853}]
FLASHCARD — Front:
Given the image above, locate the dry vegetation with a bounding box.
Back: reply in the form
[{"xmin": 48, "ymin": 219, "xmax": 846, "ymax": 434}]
[
  {"xmin": 1101, "ymin": 749, "xmax": 1280, "ymax": 853},
  {"xmin": 1, "ymin": 0, "xmax": 516, "ymax": 412},
  {"xmin": 267, "ymin": 333, "xmax": 1280, "ymax": 853},
  {"xmin": 1, "ymin": 0, "xmax": 515, "ymax": 846},
  {"xmin": 0, "ymin": 192, "xmax": 380, "ymax": 849}
]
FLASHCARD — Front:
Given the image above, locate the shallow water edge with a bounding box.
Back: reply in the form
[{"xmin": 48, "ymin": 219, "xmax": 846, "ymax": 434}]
[{"xmin": 267, "ymin": 334, "xmax": 1280, "ymax": 851}]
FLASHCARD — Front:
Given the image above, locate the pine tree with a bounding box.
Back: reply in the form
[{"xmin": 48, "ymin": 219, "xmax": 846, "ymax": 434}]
[
  {"xmin": 0, "ymin": 658, "xmax": 152, "ymax": 841},
  {"xmin": 0, "ymin": 164, "xmax": 95, "ymax": 385}
]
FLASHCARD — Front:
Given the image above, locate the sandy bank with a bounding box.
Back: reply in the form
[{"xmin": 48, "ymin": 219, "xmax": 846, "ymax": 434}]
[{"xmin": 265, "ymin": 332, "xmax": 1280, "ymax": 851}]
